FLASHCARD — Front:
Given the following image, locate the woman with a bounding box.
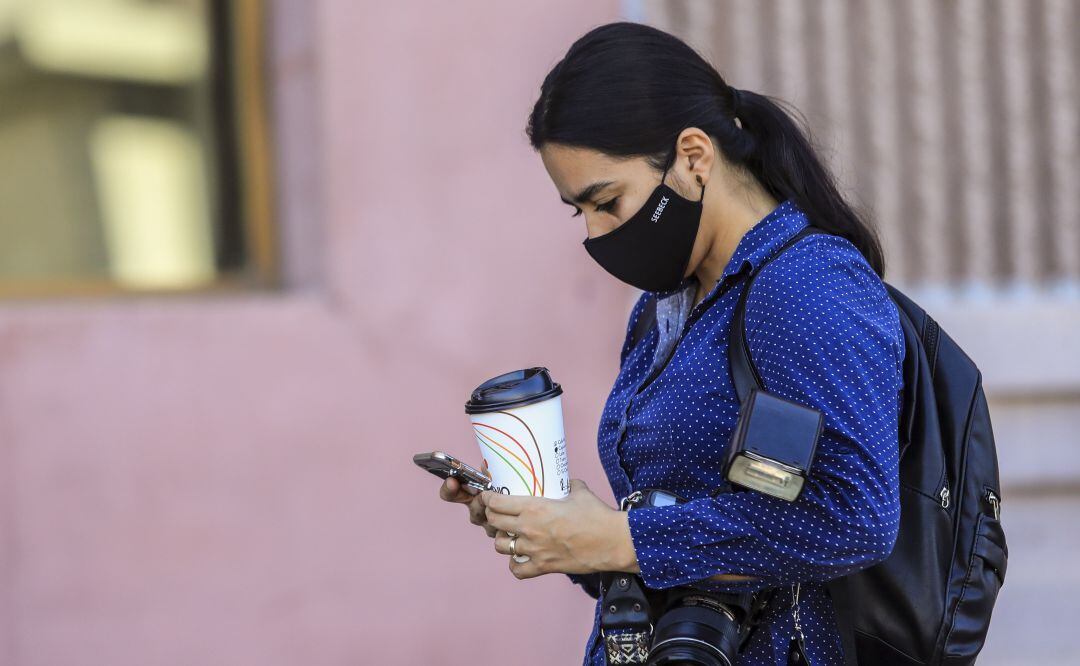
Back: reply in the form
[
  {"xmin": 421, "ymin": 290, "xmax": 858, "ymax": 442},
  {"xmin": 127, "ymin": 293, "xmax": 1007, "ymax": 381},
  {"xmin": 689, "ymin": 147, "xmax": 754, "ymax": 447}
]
[{"xmin": 439, "ymin": 21, "xmax": 904, "ymax": 665}]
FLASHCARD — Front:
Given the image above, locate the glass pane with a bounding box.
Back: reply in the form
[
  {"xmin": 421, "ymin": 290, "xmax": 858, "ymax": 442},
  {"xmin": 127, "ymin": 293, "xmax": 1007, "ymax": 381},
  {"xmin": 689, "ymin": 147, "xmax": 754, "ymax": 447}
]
[{"xmin": 0, "ymin": 0, "xmax": 272, "ymax": 294}]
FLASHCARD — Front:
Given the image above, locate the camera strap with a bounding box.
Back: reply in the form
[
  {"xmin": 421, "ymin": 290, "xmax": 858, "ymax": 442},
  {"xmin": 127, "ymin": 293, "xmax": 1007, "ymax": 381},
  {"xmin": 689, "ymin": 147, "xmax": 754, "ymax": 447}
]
[
  {"xmin": 600, "ymin": 571, "xmax": 653, "ymax": 664},
  {"xmin": 742, "ymin": 586, "xmax": 778, "ymax": 649},
  {"xmin": 787, "ymin": 582, "xmax": 811, "ymax": 665}
]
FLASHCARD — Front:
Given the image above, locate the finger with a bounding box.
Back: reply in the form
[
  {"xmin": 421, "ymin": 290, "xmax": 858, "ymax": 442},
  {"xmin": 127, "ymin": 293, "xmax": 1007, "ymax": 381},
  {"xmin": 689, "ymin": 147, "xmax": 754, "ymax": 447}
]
[
  {"xmin": 509, "ymin": 552, "xmax": 542, "ymax": 580},
  {"xmin": 485, "ymin": 524, "xmax": 498, "ymax": 538},
  {"xmin": 484, "ymin": 508, "xmax": 522, "ymax": 534},
  {"xmin": 493, "ymin": 530, "xmax": 532, "ymax": 557},
  {"xmin": 469, "ymin": 506, "xmax": 484, "ymax": 526},
  {"xmin": 468, "ymin": 498, "xmax": 487, "ymax": 526},
  {"xmin": 447, "ymin": 477, "xmax": 482, "ymax": 503},
  {"xmin": 439, "ymin": 476, "xmax": 461, "ymax": 502},
  {"xmin": 480, "ymin": 490, "xmax": 527, "ymax": 515}
]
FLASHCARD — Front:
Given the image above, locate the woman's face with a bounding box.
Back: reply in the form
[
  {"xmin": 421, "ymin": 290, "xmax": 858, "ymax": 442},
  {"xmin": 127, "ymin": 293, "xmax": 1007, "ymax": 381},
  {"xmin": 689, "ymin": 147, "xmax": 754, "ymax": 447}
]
[
  {"xmin": 539, "ymin": 130, "xmax": 718, "ymax": 240},
  {"xmin": 540, "ymin": 143, "xmax": 663, "ymax": 241},
  {"xmin": 540, "ymin": 132, "xmax": 720, "ymax": 287}
]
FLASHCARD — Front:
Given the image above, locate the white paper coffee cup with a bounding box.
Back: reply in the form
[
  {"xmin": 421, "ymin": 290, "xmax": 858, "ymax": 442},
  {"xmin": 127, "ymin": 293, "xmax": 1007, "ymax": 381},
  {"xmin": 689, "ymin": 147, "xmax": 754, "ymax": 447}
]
[{"xmin": 465, "ymin": 368, "xmax": 570, "ymax": 504}]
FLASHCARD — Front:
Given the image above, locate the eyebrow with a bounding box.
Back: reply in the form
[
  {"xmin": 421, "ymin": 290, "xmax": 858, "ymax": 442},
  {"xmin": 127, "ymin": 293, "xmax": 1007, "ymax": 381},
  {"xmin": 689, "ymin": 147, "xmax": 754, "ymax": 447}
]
[{"xmin": 560, "ymin": 180, "xmax": 616, "ymax": 207}]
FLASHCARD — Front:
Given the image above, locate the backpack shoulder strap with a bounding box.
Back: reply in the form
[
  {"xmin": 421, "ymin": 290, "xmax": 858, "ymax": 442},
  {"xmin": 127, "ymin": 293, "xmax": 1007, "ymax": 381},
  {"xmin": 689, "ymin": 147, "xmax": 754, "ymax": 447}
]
[{"xmin": 727, "ymin": 224, "xmax": 830, "ymax": 404}]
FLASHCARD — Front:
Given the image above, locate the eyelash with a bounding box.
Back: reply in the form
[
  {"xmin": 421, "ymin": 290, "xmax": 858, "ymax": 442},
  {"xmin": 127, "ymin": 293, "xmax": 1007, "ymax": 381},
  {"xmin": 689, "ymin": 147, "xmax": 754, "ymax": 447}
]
[{"xmin": 572, "ymin": 197, "xmax": 619, "ymax": 218}]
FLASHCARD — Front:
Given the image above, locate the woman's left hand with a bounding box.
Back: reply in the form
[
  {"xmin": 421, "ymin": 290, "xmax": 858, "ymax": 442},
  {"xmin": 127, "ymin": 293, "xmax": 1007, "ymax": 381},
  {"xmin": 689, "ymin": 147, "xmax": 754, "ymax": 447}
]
[{"xmin": 480, "ymin": 478, "xmax": 636, "ymax": 580}]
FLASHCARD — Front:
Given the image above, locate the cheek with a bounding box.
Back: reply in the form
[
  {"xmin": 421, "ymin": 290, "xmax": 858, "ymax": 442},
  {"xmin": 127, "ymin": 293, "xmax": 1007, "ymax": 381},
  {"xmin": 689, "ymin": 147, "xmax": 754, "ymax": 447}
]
[{"xmin": 586, "ymin": 216, "xmax": 623, "ymax": 239}]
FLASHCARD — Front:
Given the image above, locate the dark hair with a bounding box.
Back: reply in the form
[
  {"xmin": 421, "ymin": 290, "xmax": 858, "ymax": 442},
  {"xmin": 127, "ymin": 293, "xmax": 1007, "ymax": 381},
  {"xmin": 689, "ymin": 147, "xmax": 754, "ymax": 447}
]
[{"xmin": 525, "ymin": 21, "xmax": 886, "ymax": 277}]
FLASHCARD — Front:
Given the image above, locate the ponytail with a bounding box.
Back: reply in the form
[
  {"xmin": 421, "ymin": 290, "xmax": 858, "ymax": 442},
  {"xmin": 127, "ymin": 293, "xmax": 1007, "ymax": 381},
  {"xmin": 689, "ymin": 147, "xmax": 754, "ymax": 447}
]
[{"xmin": 730, "ymin": 87, "xmax": 885, "ymax": 276}]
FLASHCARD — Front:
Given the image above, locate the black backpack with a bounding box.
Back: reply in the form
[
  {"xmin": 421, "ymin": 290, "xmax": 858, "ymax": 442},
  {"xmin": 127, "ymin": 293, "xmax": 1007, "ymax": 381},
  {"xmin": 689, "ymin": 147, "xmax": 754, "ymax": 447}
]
[{"xmin": 627, "ymin": 224, "xmax": 1007, "ymax": 665}]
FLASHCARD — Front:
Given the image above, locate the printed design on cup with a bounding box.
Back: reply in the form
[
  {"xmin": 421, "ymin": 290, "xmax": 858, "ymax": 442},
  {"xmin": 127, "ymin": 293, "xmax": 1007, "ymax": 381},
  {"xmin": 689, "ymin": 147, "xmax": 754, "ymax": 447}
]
[{"xmin": 472, "ymin": 410, "xmax": 546, "ymax": 496}]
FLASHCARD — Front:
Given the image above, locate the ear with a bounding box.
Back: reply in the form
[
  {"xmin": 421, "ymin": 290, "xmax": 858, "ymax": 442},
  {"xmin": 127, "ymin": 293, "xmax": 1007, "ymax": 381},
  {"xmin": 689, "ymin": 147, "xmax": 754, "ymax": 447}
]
[{"xmin": 673, "ymin": 126, "xmax": 715, "ymax": 190}]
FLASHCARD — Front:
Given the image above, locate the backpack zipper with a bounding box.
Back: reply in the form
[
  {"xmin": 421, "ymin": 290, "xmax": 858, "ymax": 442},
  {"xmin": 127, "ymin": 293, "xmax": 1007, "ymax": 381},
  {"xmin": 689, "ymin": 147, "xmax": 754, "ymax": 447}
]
[
  {"xmin": 985, "ymin": 488, "xmax": 1001, "ymax": 520},
  {"xmin": 939, "ymin": 483, "xmax": 950, "ymax": 509}
]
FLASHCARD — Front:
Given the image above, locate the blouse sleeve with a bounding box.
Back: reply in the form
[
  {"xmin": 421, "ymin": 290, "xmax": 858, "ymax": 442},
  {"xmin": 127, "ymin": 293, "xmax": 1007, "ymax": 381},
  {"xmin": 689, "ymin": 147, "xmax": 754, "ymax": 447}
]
[{"xmin": 625, "ymin": 237, "xmax": 906, "ymax": 593}]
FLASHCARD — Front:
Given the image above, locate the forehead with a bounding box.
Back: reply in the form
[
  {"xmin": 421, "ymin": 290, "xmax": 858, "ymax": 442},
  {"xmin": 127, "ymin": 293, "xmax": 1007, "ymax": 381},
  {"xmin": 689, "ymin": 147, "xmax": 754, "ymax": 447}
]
[{"xmin": 540, "ymin": 143, "xmax": 644, "ymax": 203}]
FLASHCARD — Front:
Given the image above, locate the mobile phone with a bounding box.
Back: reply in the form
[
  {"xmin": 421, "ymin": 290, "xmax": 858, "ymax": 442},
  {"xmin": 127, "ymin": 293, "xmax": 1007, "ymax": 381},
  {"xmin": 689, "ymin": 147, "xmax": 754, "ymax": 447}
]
[{"xmin": 413, "ymin": 451, "xmax": 493, "ymax": 492}]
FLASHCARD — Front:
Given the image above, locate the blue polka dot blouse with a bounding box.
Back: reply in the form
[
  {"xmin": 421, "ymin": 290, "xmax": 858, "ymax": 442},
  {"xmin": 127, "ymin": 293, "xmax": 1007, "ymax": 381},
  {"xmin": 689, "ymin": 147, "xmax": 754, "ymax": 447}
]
[{"xmin": 568, "ymin": 199, "xmax": 906, "ymax": 665}]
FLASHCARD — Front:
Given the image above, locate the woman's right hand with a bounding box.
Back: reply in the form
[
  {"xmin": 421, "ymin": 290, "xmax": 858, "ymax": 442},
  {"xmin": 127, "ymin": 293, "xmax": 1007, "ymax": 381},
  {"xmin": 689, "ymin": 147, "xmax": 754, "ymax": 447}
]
[{"xmin": 439, "ymin": 459, "xmax": 497, "ymax": 538}]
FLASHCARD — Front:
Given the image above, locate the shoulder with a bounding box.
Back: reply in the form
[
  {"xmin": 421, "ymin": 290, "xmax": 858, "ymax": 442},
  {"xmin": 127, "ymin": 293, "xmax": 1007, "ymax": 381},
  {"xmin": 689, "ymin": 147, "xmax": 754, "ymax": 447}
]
[
  {"xmin": 749, "ymin": 232, "xmax": 886, "ymax": 314},
  {"xmin": 740, "ymin": 232, "xmax": 906, "ymax": 434},
  {"xmin": 744, "ymin": 232, "xmax": 902, "ymax": 359}
]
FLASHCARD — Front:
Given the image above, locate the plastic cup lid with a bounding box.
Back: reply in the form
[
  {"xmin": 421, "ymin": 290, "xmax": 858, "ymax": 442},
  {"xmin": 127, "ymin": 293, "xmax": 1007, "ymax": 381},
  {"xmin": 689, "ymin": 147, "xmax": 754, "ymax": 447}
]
[{"xmin": 464, "ymin": 367, "xmax": 563, "ymax": 414}]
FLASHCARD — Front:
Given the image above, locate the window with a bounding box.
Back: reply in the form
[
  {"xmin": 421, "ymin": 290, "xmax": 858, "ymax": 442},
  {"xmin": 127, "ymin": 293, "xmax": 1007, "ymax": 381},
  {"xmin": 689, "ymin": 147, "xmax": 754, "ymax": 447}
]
[{"xmin": 0, "ymin": 0, "xmax": 276, "ymax": 297}]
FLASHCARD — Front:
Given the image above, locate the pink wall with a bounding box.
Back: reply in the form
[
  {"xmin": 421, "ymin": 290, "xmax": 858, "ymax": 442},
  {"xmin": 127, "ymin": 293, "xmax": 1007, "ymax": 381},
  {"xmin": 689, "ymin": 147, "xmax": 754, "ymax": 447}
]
[{"xmin": 0, "ymin": 1, "xmax": 628, "ymax": 664}]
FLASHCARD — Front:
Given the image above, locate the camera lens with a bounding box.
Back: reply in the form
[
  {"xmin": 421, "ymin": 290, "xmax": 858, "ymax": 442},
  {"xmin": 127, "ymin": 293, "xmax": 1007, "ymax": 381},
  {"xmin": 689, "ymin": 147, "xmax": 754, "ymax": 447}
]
[{"xmin": 648, "ymin": 595, "xmax": 742, "ymax": 665}]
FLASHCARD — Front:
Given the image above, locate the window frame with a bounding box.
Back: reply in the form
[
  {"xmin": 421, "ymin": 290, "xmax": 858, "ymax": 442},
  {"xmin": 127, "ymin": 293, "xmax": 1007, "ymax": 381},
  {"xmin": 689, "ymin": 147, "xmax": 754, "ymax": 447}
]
[{"xmin": 0, "ymin": 0, "xmax": 279, "ymax": 300}]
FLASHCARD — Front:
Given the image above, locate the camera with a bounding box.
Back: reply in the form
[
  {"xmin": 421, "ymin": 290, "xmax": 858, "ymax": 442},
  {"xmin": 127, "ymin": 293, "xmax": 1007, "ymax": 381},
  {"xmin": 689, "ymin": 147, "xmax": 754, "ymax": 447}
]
[
  {"xmin": 646, "ymin": 586, "xmax": 766, "ymax": 665},
  {"xmin": 599, "ymin": 489, "xmax": 776, "ymax": 666}
]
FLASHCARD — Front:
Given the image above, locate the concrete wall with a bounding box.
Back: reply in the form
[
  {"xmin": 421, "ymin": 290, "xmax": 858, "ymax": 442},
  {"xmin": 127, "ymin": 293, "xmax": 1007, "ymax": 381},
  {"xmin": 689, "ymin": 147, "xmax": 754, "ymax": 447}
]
[{"xmin": 0, "ymin": 1, "xmax": 626, "ymax": 664}]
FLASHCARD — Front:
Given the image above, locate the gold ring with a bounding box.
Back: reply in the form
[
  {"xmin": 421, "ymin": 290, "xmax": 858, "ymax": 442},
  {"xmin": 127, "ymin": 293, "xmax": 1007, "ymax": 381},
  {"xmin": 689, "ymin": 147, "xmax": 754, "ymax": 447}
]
[{"xmin": 509, "ymin": 534, "xmax": 519, "ymax": 557}]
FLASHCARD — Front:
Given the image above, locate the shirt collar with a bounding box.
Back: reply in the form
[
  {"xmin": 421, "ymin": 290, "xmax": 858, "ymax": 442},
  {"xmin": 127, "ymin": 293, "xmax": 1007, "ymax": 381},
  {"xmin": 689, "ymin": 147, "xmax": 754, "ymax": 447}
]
[{"xmin": 653, "ymin": 198, "xmax": 809, "ymax": 300}]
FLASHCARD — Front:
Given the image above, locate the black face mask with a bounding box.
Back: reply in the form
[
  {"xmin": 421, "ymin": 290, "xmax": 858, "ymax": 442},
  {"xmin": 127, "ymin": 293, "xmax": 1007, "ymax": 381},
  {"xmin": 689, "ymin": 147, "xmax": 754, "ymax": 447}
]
[{"xmin": 582, "ymin": 148, "xmax": 705, "ymax": 292}]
